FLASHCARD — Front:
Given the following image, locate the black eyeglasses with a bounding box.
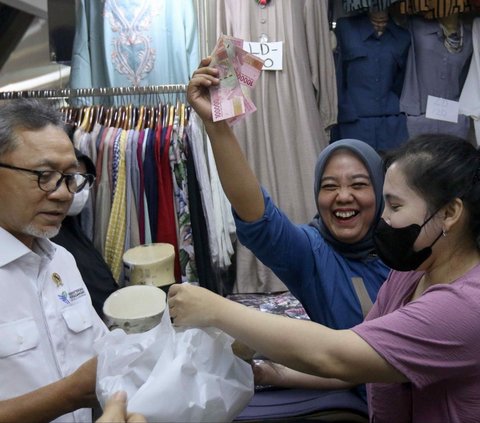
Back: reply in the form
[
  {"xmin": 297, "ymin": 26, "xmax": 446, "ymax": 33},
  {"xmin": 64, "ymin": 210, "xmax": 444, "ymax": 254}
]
[{"xmin": 0, "ymin": 162, "xmax": 95, "ymax": 194}]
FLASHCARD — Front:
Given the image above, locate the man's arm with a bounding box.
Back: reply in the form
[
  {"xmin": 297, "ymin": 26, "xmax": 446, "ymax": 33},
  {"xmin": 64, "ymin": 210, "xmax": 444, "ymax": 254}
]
[{"xmin": 0, "ymin": 357, "xmax": 98, "ymax": 423}]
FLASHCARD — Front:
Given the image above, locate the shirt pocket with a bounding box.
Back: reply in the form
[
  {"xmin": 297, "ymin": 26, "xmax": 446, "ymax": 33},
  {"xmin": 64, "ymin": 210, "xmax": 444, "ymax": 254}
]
[
  {"xmin": 0, "ymin": 318, "xmax": 40, "ymax": 357},
  {"xmin": 62, "ymin": 303, "xmax": 93, "ymax": 333},
  {"xmin": 342, "ymin": 48, "xmax": 368, "ymax": 63}
]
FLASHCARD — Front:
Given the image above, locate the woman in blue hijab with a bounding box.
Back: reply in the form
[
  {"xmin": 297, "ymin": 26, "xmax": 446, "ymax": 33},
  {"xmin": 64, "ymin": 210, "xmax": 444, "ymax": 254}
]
[
  {"xmin": 186, "ymin": 60, "xmax": 390, "ymax": 409},
  {"xmin": 188, "ymin": 57, "xmax": 389, "ymax": 327},
  {"xmin": 233, "ymin": 138, "xmax": 389, "ymax": 330}
]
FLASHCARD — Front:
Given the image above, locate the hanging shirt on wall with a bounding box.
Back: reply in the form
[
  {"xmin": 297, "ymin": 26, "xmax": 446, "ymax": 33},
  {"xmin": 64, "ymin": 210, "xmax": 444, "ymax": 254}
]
[
  {"xmin": 69, "ymin": 0, "xmax": 199, "ymax": 105},
  {"xmin": 342, "ymin": 0, "xmax": 403, "ymax": 14},
  {"xmin": 459, "ymin": 18, "xmax": 480, "ymax": 146},
  {"xmin": 332, "ymin": 13, "xmax": 411, "ymax": 151},
  {"xmin": 400, "ymin": 15, "xmax": 473, "ymax": 138},
  {"xmin": 398, "ymin": 0, "xmax": 472, "ymax": 19}
]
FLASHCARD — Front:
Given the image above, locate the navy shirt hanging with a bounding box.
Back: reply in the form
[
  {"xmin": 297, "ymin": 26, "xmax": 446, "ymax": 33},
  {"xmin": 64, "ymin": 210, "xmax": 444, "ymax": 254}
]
[{"xmin": 332, "ymin": 13, "xmax": 411, "ymax": 152}]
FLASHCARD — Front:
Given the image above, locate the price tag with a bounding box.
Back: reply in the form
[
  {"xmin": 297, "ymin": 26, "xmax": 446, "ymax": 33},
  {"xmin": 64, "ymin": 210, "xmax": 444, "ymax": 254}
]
[
  {"xmin": 425, "ymin": 95, "xmax": 459, "ymax": 123},
  {"xmin": 243, "ymin": 41, "xmax": 283, "ymax": 71}
]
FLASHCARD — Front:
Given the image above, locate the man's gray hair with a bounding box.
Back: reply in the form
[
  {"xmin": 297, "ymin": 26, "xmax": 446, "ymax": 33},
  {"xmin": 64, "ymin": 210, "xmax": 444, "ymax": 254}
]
[{"xmin": 0, "ymin": 98, "xmax": 66, "ymax": 156}]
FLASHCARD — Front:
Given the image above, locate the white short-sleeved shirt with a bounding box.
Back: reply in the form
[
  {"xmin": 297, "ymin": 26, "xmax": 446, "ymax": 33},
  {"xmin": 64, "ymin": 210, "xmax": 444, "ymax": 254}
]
[{"xmin": 0, "ymin": 227, "xmax": 108, "ymax": 423}]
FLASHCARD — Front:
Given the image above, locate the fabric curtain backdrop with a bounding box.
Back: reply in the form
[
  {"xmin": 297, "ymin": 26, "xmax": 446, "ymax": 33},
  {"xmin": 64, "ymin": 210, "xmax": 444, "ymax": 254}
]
[{"xmin": 216, "ymin": 0, "xmax": 337, "ymax": 293}]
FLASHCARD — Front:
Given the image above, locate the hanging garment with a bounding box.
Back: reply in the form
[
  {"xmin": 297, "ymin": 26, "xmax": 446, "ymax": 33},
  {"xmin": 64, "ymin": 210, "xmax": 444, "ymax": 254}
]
[
  {"xmin": 69, "ymin": 0, "xmax": 199, "ymax": 105},
  {"xmin": 186, "ymin": 135, "xmax": 217, "ymax": 290},
  {"xmin": 170, "ymin": 105, "xmax": 197, "ymax": 283},
  {"xmin": 111, "ymin": 128, "xmax": 121, "ymax": 193},
  {"xmin": 94, "ymin": 126, "xmax": 117, "ymax": 254},
  {"xmin": 343, "ymin": 0, "xmax": 403, "ymax": 13},
  {"xmin": 104, "ymin": 129, "xmax": 128, "ymax": 282},
  {"xmin": 125, "ymin": 127, "xmax": 140, "ymax": 251},
  {"xmin": 156, "ymin": 105, "xmax": 182, "ymax": 282},
  {"xmin": 207, "ymin": 131, "xmax": 236, "ymax": 270},
  {"xmin": 185, "ymin": 125, "xmax": 234, "ymax": 294},
  {"xmin": 72, "ymin": 125, "xmax": 96, "ymax": 240},
  {"xmin": 66, "ymin": 99, "xmax": 201, "ymax": 287},
  {"xmin": 186, "ymin": 112, "xmax": 236, "ymax": 273},
  {"xmin": 141, "ymin": 129, "xmax": 153, "ymax": 245},
  {"xmin": 400, "ymin": 15, "xmax": 473, "ymax": 138},
  {"xmin": 216, "ymin": 0, "xmax": 336, "ymax": 293},
  {"xmin": 397, "ymin": 0, "xmax": 472, "ymax": 19},
  {"xmin": 136, "ymin": 129, "xmax": 147, "ymax": 245},
  {"xmin": 332, "ymin": 13, "xmax": 411, "ymax": 151},
  {"xmin": 459, "ymin": 17, "xmax": 480, "ymax": 146},
  {"xmin": 143, "ymin": 128, "xmax": 159, "ymax": 241},
  {"xmin": 124, "ymin": 128, "xmax": 140, "ymax": 251}
]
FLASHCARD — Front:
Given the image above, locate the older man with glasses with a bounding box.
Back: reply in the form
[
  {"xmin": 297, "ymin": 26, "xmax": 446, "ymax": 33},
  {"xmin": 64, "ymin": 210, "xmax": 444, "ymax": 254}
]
[{"xmin": 0, "ymin": 99, "xmax": 108, "ymax": 422}]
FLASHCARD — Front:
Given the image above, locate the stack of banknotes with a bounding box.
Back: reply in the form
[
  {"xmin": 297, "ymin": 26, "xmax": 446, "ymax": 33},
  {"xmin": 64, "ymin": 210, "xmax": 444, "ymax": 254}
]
[{"xmin": 210, "ymin": 34, "xmax": 264, "ymax": 125}]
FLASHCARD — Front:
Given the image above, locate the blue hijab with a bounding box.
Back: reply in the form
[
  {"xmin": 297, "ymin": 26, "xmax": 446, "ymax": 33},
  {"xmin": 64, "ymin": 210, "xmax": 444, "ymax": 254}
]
[{"xmin": 309, "ymin": 139, "xmax": 385, "ymax": 260}]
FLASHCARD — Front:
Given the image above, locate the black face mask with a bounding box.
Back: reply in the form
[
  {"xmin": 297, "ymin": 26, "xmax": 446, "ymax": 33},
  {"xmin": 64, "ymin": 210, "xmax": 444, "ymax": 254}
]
[{"xmin": 373, "ymin": 213, "xmax": 443, "ymax": 271}]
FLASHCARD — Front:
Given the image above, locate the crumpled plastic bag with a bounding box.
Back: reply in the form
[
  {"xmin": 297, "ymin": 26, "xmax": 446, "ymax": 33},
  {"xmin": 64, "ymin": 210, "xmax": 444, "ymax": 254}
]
[{"xmin": 94, "ymin": 307, "xmax": 254, "ymax": 422}]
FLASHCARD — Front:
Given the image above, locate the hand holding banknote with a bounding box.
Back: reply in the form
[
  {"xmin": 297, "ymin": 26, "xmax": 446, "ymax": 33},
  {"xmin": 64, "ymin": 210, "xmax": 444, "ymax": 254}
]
[
  {"xmin": 187, "ymin": 57, "xmax": 221, "ymax": 122},
  {"xmin": 208, "ymin": 34, "xmax": 264, "ymax": 125},
  {"xmin": 187, "ymin": 34, "xmax": 264, "ymax": 127},
  {"xmin": 209, "ymin": 37, "xmax": 246, "ymax": 122}
]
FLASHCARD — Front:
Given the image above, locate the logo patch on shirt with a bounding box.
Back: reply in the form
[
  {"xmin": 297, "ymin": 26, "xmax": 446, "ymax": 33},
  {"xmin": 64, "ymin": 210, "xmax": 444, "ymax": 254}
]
[
  {"xmin": 68, "ymin": 288, "xmax": 87, "ymax": 302},
  {"xmin": 58, "ymin": 291, "xmax": 70, "ymax": 304}
]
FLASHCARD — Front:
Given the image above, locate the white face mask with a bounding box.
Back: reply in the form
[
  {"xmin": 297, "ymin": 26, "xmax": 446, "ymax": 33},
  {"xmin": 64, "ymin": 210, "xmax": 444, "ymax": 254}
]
[{"xmin": 67, "ymin": 189, "xmax": 90, "ymax": 216}]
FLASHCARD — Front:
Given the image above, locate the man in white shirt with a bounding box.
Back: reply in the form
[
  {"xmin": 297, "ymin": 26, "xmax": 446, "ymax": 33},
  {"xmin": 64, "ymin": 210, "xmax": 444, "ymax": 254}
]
[{"xmin": 0, "ymin": 99, "xmax": 108, "ymax": 422}]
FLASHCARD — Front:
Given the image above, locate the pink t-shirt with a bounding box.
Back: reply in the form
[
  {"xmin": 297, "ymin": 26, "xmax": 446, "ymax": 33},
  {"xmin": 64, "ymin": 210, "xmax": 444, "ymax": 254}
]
[{"xmin": 353, "ymin": 265, "xmax": 480, "ymax": 423}]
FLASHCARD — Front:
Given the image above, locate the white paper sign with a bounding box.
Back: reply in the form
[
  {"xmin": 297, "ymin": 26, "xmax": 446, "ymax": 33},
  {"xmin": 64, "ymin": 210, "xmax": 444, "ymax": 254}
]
[
  {"xmin": 243, "ymin": 41, "xmax": 283, "ymax": 71},
  {"xmin": 425, "ymin": 95, "xmax": 459, "ymax": 123}
]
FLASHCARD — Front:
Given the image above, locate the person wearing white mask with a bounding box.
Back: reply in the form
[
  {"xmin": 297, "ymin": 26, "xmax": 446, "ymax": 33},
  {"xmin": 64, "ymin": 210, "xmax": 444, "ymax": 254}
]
[
  {"xmin": 68, "ymin": 182, "xmax": 91, "ymax": 216},
  {"xmin": 52, "ymin": 149, "xmax": 118, "ymax": 319}
]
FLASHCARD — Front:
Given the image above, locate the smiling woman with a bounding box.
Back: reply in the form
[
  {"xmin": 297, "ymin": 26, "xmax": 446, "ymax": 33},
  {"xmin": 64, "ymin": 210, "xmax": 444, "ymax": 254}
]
[
  {"xmin": 316, "ymin": 150, "xmax": 376, "ymax": 245},
  {"xmin": 311, "ymin": 142, "xmax": 382, "ymax": 253},
  {"xmin": 168, "ymin": 133, "xmax": 480, "ymax": 423},
  {"xmin": 184, "ymin": 60, "xmax": 391, "ymax": 408},
  {"xmin": 188, "ymin": 60, "xmax": 389, "ymax": 328}
]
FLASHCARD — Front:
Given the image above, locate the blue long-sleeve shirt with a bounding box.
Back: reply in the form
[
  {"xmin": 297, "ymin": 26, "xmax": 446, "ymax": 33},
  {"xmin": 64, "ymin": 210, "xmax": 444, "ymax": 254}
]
[
  {"xmin": 334, "ymin": 14, "xmax": 411, "ymax": 122},
  {"xmin": 234, "ymin": 189, "xmax": 390, "ymax": 330}
]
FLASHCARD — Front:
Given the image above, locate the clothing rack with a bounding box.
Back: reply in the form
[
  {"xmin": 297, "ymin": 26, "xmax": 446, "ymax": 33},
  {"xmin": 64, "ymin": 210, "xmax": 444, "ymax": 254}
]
[{"xmin": 0, "ymin": 84, "xmax": 187, "ymax": 100}]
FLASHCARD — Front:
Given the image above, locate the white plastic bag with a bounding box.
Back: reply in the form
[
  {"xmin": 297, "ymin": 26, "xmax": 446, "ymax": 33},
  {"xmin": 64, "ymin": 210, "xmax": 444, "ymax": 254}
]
[{"xmin": 94, "ymin": 307, "xmax": 254, "ymax": 422}]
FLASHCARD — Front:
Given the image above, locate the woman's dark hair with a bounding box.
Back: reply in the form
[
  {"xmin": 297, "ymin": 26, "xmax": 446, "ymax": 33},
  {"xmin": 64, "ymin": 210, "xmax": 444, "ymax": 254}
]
[{"xmin": 383, "ymin": 133, "xmax": 480, "ymax": 244}]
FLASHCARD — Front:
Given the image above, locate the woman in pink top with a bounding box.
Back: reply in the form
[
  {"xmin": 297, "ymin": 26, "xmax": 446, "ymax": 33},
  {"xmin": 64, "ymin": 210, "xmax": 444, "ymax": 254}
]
[{"xmin": 169, "ymin": 125, "xmax": 480, "ymax": 421}]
